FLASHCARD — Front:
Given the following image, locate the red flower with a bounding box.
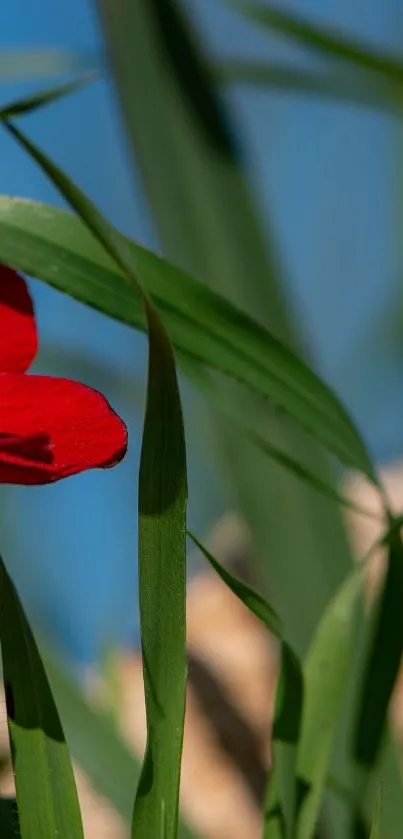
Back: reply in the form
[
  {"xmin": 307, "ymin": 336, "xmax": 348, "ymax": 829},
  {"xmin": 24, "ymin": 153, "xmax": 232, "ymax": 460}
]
[{"xmin": 0, "ymin": 266, "xmax": 127, "ymax": 484}]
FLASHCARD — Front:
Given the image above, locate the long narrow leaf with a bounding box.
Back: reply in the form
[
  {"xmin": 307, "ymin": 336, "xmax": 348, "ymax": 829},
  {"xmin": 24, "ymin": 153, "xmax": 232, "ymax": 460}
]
[
  {"xmin": 0, "ymin": 74, "xmax": 97, "ymax": 120},
  {"xmin": 0, "ymin": 557, "xmax": 84, "ymax": 839},
  {"xmin": 3, "ymin": 120, "xmax": 188, "ymax": 839},
  {"xmin": 182, "ymin": 361, "xmax": 378, "ymax": 519},
  {"xmin": 217, "ymin": 60, "xmax": 400, "ymax": 114},
  {"xmin": 369, "ymin": 790, "xmax": 381, "ymax": 839},
  {"xmin": 189, "ymin": 531, "xmax": 303, "ymax": 837},
  {"xmin": 134, "ymin": 303, "xmax": 187, "ymax": 839},
  {"xmin": 294, "ymin": 567, "xmax": 363, "ymax": 839},
  {"xmin": 353, "ymin": 527, "xmax": 403, "ymax": 769},
  {"xmin": 229, "ymin": 1, "xmax": 403, "ymax": 82},
  {"xmin": 43, "ymin": 649, "xmax": 197, "ymax": 839},
  {"xmin": 0, "ymin": 196, "xmax": 375, "ymax": 481},
  {"xmin": 95, "ymin": 1, "xmax": 401, "ymax": 835}
]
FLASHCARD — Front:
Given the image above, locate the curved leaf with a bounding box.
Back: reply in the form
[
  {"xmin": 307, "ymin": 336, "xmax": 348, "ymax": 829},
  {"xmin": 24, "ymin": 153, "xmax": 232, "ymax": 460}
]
[
  {"xmin": 3, "ymin": 120, "xmax": 188, "ymax": 839},
  {"xmin": 0, "ymin": 74, "xmax": 97, "ymax": 121},
  {"xmin": 0, "ymin": 197, "xmax": 375, "ymax": 480},
  {"xmin": 189, "ymin": 531, "xmax": 303, "ymax": 838},
  {"xmin": 0, "ymin": 557, "xmax": 84, "ymax": 839}
]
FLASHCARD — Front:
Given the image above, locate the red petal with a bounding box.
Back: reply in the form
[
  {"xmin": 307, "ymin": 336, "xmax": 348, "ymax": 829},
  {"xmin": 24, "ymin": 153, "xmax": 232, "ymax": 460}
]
[
  {"xmin": 0, "ymin": 267, "xmax": 37, "ymax": 373},
  {"xmin": 0, "ymin": 374, "xmax": 127, "ymax": 484}
]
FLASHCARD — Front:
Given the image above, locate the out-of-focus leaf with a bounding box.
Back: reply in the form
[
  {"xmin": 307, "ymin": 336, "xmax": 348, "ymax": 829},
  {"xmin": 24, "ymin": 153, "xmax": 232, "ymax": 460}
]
[
  {"xmin": 0, "ymin": 196, "xmax": 375, "ymax": 481},
  {"xmin": 189, "ymin": 531, "xmax": 303, "ymax": 838},
  {"xmin": 0, "ymin": 557, "xmax": 84, "ymax": 839},
  {"xmin": 0, "ymin": 49, "xmax": 96, "ymax": 82},
  {"xmin": 42, "ymin": 650, "xmax": 197, "ymax": 839},
  {"xmin": 228, "ymin": 1, "xmax": 403, "ymax": 82},
  {"xmin": 0, "ymin": 74, "xmax": 97, "ymax": 120},
  {"xmin": 0, "ymin": 799, "xmax": 20, "ymax": 838},
  {"xmin": 183, "ymin": 362, "xmax": 378, "ymax": 518},
  {"xmin": 95, "ymin": 1, "xmax": 400, "ymax": 836},
  {"xmin": 294, "ymin": 567, "xmax": 363, "ymax": 839},
  {"xmin": 369, "ymin": 789, "xmax": 381, "ymax": 839},
  {"xmin": 217, "ymin": 60, "xmax": 400, "ymax": 114},
  {"xmin": 43, "ymin": 652, "xmax": 140, "ymax": 824},
  {"xmin": 353, "ymin": 527, "xmax": 403, "ymax": 770},
  {"xmin": 3, "ymin": 120, "xmax": 189, "ymax": 839}
]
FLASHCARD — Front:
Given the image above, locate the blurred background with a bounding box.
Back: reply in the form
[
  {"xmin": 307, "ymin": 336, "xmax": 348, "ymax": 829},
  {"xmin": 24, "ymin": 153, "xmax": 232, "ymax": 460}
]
[{"xmin": 2, "ymin": 1, "xmax": 403, "ymax": 837}]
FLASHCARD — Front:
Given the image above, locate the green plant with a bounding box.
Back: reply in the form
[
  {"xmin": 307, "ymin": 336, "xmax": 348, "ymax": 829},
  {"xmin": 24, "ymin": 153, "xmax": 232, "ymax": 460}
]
[{"xmin": 0, "ymin": 2, "xmax": 403, "ymax": 837}]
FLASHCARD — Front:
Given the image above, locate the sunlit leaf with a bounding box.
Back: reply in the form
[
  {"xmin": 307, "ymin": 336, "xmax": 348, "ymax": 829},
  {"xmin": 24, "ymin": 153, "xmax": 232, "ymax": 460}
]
[
  {"xmin": 0, "ymin": 557, "xmax": 84, "ymax": 839},
  {"xmin": 0, "ymin": 196, "xmax": 375, "ymax": 481},
  {"xmin": 189, "ymin": 531, "xmax": 303, "ymax": 837},
  {"xmin": 2, "ymin": 120, "xmax": 188, "ymax": 839},
  {"xmin": 294, "ymin": 567, "xmax": 363, "ymax": 839}
]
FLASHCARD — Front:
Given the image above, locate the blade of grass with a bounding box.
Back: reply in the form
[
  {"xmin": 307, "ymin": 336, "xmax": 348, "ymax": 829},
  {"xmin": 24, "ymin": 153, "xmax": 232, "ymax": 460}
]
[
  {"xmin": 294, "ymin": 566, "xmax": 363, "ymax": 839},
  {"xmin": 42, "ymin": 648, "xmax": 197, "ymax": 838},
  {"xmin": 0, "ymin": 556, "xmax": 84, "ymax": 839},
  {"xmin": 228, "ymin": 1, "xmax": 403, "ymax": 83},
  {"xmin": 0, "ymin": 195, "xmax": 375, "ymax": 481},
  {"xmin": 0, "ymin": 195, "xmax": 381, "ymax": 516},
  {"xmin": 134, "ymin": 303, "xmax": 187, "ymax": 839},
  {"xmin": 217, "ymin": 60, "xmax": 401, "ymax": 114},
  {"xmin": 181, "ymin": 359, "xmax": 379, "ymax": 520},
  {"xmin": 94, "ymin": 0, "xmax": 376, "ymax": 647},
  {"xmin": 352, "ymin": 526, "xmax": 403, "ymax": 792},
  {"xmin": 0, "ymin": 74, "xmax": 97, "ymax": 120},
  {"xmin": 95, "ymin": 2, "xmax": 401, "ymax": 836},
  {"xmin": 42, "ymin": 651, "xmax": 141, "ymax": 825},
  {"xmin": 188, "ymin": 531, "xmax": 303, "ymax": 837},
  {"xmin": 2, "ymin": 120, "xmax": 189, "ymax": 839},
  {"xmin": 369, "ymin": 789, "xmax": 382, "ymax": 839},
  {"xmin": 188, "ymin": 529, "xmax": 284, "ymax": 638}
]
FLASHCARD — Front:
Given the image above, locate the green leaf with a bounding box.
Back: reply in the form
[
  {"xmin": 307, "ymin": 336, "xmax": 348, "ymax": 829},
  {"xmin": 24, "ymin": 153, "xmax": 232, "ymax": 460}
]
[
  {"xmin": 43, "ymin": 651, "xmax": 141, "ymax": 824},
  {"xmin": 294, "ymin": 566, "xmax": 363, "ymax": 839},
  {"xmin": 2, "ymin": 119, "xmax": 188, "ymax": 839},
  {"xmin": 0, "ymin": 557, "xmax": 84, "ymax": 839},
  {"xmin": 0, "ymin": 74, "xmax": 97, "ymax": 120},
  {"xmin": 369, "ymin": 789, "xmax": 382, "ymax": 839},
  {"xmin": 184, "ymin": 362, "xmax": 379, "ymax": 518},
  {"xmin": 189, "ymin": 531, "xmax": 303, "ymax": 838},
  {"xmin": 42, "ymin": 649, "xmax": 198, "ymax": 839},
  {"xmin": 134, "ymin": 304, "xmax": 187, "ymax": 839},
  {"xmin": 188, "ymin": 530, "xmax": 302, "ymax": 739},
  {"xmin": 217, "ymin": 60, "xmax": 400, "ymax": 114},
  {"xmin": 0, "ymin": 196, "xmax": 375, "ymax": 481},
  {"xmin": 228, "ymin": 1, "xmax": 403, "ymax": 83},
  {"xmin": 0, "ymin": 49, "xmax": 96, "ymax": 83},
  {"xmin": 353, "ymin": 527, "xmax": 403, "ymax": 770},
  {"xmin": 188, "ymin": 529, "xmax": 283, "ymax": 637},
  {"xmin": 94, "ymin": 1, "xmax": 400, "ymax": 836},
  {"xmin": 0, "ymin": 799, "xmax": 20, "ymax": 838}
]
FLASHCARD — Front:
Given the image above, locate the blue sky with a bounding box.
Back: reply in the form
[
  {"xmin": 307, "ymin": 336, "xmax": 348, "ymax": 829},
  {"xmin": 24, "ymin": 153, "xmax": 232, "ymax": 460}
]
[{"xmin": 1, "ymin": 0, "xmax": 402, "ymax": 662}]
